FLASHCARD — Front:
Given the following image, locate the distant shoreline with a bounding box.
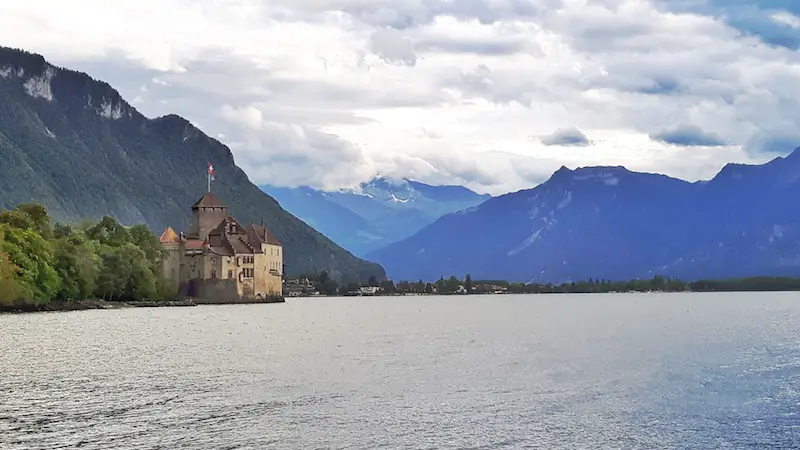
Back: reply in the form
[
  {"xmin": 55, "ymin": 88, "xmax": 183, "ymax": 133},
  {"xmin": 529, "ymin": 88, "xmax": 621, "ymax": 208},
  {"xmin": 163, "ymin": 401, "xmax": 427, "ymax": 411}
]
[
  {"xmin": 291, "ymin": 288, "xmax": 800, "ymax": 299},
  {"xmin": 4, "ymin": 288, "xmax": 796, "ymax": 314}
]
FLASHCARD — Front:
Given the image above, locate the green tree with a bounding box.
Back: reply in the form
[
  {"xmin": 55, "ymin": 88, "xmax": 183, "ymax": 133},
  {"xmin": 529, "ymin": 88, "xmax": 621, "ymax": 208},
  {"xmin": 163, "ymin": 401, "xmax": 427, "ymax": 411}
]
[
  {"xmin": 53, "ymin": 222, "xmax": 73, "ymax": 239},
  {"xmin": 436, "ymin": 276, "xmax": 446, "ymax": 293},
  {"xmin": 86, "ymin": 216, "xmax": 130, "ymax": 247},
  {"xmin": 445, "ymin": 276, "xmax": 460, "ymax": 293},
  {"xmin": 380, "ymin": 279, "xmax": 395, "ymax": 293},
  {"xmin": 322, "ymin": 278, "xmax": 339, "ymax": 296},
  {"xmin": 129, "ymin": 224, "xmax": 163, "ymax": 265},
  {"xmin": 53, "ymin": 232, "xmax": 99, "ymax": 301},
  {"xmin": 95, "ymin": 244, "xmax": 157, "ymax": 301},
  {"xmin": 13, "ymin": 203, "xmax": 53, "ymax": 238},
  {"xmin": 0, "ymin": 209, "xmax": 34, "ymax": 230},
  {"xmin": 0, "ymin": 225, "xmax": 60, "ymax": 304},
  {"xmin": 124, "ymin": 245, "xmax": 158, "ymax": 300},
  {"xmin": 0, "ymin": 229, "xmax": 22, "ymax": 305},
  {"xmin": 396, "ymin": 280, "xmax": 410, "ymax": 293},
  {"xmin": 465, "ymin": 273, "xmax": 473, "ymax": 293}
]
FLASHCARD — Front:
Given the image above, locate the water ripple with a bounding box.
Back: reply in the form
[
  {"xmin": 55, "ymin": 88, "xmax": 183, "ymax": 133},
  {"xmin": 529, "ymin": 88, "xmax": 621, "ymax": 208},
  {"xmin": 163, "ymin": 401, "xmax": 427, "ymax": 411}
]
[{"xmin": 1, "ymin": 293, "xmax": 799, "ymax": 449}]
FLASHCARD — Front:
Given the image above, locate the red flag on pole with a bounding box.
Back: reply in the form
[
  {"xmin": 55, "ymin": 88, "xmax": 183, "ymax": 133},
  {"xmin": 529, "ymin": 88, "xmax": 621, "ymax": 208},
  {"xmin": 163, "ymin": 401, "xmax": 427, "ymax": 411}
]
[{"xmin": 207, "ymin": 162, "xmax": 215, "ymax": 192}]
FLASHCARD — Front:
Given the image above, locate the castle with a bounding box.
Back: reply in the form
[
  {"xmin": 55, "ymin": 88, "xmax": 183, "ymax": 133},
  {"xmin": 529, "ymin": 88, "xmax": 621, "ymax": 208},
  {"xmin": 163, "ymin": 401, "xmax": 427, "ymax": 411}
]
[{"xmin": 159, "ymin": 192, "xmax": 283, "ymax": 300}]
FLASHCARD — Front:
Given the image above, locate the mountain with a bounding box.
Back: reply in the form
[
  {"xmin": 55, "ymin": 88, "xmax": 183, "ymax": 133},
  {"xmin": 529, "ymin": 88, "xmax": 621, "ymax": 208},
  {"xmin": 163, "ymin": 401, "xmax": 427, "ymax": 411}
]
[
  {"xmin": 367, "ymin": 153, "xmax": 800, "ymax": 283},
  {"xmin": 261, "ymin": 177, "xmax": 490, "ymax": 256},
  {"xmin": 0, "ymin": 47, "xmax": 384, "ymax": 282}
]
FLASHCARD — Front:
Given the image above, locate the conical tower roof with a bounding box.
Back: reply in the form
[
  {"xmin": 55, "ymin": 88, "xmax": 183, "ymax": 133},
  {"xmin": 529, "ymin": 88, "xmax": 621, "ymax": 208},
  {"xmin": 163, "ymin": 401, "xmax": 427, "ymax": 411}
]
[
  {"xmin": 191, "ymin": 192, "xmax": 227, "ymax": 209},
  {"xmin": 159, "ymin": 227, "xmax": 179, "ymax": 243}
]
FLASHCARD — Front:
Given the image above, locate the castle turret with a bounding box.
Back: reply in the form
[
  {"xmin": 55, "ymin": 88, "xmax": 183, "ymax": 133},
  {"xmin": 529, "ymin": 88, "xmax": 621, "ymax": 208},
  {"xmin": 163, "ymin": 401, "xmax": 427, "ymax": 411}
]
[
  {"xmin": 159, "ymin": 227, "xmax": 181, "ymax": 282},
  {"xmin": 190, "ymin": 192, "xmax": 228, "ymax": 241}
]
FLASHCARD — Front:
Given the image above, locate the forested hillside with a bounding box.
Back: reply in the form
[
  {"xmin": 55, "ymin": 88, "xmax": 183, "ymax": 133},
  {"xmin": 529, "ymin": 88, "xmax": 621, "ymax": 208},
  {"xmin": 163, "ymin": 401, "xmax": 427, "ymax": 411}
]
[{"xmin": 0, "ymin": 47, "xmax": 384, "ymax": 282}]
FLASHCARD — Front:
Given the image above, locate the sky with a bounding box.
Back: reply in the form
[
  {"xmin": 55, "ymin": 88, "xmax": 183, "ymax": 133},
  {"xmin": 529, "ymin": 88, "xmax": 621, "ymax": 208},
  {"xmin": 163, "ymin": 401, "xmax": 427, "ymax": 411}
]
[{"xmin": 3, "ymin": 0, "xmax": 800, "ymax": 195}]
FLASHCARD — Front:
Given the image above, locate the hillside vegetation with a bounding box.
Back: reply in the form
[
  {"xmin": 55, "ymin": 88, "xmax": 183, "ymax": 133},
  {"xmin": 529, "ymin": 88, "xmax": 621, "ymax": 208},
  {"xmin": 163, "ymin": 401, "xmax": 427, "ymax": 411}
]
[{"xmin": 0, "ymin": 47, "xmax": 384, "ymax": 282}]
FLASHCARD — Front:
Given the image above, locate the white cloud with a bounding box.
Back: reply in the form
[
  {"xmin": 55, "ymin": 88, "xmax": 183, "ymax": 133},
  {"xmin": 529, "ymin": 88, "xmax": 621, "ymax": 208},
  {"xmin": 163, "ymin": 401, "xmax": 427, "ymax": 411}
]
[
  {"xmin": 220, "ymin": 104, "xmax": 264, "ymax": 131},
  {"xmin": 771, "ymin": 12, "xmax": 800, "ymax": 29},
  {"xmin": 369, "ymin": 29, "xmax": 418, "ymax": 66},
  {"xmin": 0, "ymin": 0, "xmax": 797, "ymax": 194}
]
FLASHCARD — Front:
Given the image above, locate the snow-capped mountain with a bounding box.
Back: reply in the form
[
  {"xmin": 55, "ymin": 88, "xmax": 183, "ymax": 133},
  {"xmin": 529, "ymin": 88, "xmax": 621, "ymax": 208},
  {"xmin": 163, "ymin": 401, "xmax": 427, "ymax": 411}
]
[
  {"xmin": 367, "ymin": 151, "xmax": 800, "ymax": 283},
  {"xmin": 261, "ymin": 177, "xmax": 491, "ymax": 256}
]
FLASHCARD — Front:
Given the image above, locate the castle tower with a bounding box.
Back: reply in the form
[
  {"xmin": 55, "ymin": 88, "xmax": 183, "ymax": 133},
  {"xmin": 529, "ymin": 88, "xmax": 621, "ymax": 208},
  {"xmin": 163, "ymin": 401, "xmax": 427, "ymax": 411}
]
[
  {"xmin": 159, "ymin": 227, "xmax": 181, "ymax": 283},
  {"xmin": 190, "ymin": 192, "xmax": 228, "ymax": 241}
]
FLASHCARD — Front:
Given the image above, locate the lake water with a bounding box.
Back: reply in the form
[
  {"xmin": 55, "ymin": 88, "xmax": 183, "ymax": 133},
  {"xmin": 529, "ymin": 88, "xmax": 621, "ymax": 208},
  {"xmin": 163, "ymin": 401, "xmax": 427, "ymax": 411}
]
[{"xmin": 1, "ymin": 293, "xmax": 799, "ymax": 449}]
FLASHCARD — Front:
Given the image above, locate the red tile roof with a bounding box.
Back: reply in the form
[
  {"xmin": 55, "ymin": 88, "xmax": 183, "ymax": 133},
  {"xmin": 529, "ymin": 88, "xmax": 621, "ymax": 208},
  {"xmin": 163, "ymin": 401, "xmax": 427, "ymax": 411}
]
[{"xmin": 185, "ymin": 239, "xmax": 205, "ymax": 249}]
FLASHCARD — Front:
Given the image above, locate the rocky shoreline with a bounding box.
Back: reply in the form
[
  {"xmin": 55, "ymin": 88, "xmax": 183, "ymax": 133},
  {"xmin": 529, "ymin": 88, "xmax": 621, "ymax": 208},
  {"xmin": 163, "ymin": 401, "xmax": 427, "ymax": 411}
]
[{"xmin": 0, "ymin": 296, "xmax": 285, "ymax": 313}]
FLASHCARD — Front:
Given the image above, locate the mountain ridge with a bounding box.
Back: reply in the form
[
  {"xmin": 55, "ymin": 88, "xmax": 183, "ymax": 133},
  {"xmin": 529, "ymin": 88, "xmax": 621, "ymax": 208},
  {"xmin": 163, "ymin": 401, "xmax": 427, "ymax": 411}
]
[
  {"xmin": 367, "ymin": 152, "xmax": 800, "ymax": 283},
  {"xmin": 0, "ymin": 46, "xmax": 384, "ymax": 282},
  {"xmin": 261, "ymin": 176, "xmax": 490, "ymax": 256}
]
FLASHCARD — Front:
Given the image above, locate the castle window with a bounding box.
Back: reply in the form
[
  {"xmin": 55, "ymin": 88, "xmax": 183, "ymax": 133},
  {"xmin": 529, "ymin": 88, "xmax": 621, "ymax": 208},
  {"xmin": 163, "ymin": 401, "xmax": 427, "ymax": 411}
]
[
  {"xmin": 228, "ymin": 270, "xmax": 233, "ymax": 279},
  {"xmin": 211, "ymin": 270, "xmax": 217, "ymax": 279}
]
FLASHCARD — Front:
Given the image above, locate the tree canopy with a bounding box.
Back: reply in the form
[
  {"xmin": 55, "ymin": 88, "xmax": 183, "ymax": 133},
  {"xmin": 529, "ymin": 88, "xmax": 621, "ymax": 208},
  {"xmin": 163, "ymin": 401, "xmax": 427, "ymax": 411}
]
[{"xmin": 0, "ymin": 203, "xmax": 176, "ymax": 308}]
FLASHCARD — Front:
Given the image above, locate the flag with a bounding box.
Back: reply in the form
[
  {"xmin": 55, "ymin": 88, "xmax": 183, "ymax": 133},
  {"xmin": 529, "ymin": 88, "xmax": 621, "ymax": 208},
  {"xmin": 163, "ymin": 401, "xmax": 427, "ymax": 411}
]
[{"xmin": 208, "ymin": 163, "xmax": 215, "ymax": 181}]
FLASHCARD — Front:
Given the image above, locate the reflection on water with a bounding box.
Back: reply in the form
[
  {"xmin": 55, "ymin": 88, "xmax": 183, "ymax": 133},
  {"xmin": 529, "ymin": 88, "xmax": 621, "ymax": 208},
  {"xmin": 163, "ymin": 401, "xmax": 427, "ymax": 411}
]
[{"xmin": 1, "ymin": 293, "xmax": 799, "ymax": 449}]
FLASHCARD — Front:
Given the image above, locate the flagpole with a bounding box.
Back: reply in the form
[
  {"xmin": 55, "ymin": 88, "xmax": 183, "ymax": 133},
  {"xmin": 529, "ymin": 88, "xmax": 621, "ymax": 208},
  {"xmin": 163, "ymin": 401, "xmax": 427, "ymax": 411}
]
[{"xmin": 207, "ymin": 162, "xmax": 215, "ymax": 192}]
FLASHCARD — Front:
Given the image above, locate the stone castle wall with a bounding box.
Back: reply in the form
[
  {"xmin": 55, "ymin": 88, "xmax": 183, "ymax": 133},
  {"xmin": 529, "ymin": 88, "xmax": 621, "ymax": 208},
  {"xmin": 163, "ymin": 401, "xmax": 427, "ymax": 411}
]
[
  {"xmin": 180, "ymin": 278, "xmax": 285, "ymax": 303},
  {"xmin": 192, "ymin": 206, "xmax": 228, "ymax": 241}
]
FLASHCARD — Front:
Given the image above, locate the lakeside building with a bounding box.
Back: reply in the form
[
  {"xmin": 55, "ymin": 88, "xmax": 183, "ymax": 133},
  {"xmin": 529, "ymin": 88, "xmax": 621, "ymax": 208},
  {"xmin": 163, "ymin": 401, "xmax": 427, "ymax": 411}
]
[{"xmin": 159, "ymin": 192, "xmax": 283, "ymax": 301}]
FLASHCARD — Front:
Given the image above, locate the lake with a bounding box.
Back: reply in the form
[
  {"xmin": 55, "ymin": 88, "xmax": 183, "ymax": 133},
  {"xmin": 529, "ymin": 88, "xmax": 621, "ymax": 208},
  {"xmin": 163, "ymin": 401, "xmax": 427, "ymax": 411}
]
[{"xmin": 1, "ymin": 293, "xmax": 798, "ymax": 449}]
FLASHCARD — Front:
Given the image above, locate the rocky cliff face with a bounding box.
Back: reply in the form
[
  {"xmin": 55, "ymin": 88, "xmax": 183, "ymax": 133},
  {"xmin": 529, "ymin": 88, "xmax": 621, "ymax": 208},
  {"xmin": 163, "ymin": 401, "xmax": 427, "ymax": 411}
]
[{"xmin": 0, "ymin": 47, "xmax": 385, "ymax": 282}]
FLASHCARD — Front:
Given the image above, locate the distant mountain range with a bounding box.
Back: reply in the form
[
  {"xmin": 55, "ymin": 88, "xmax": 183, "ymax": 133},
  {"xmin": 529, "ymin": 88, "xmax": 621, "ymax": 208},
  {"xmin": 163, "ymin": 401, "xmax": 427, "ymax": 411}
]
[
  {"xmin": 261, "ymin": 178, "xmax": 490, "ymax": 256},
  {"xmin": 0, "ymin": 46, "xmax": 384, "ymax": 282},
  {"xmin": 9, "ymin": 46, "xmax": 800, "ymax": 286},
  {"xmin": 368, "ymin": 151, "xmax": 800, "ymax": 283}
]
